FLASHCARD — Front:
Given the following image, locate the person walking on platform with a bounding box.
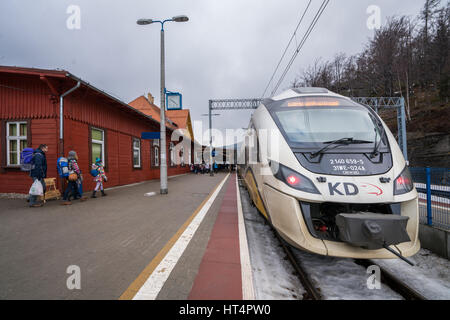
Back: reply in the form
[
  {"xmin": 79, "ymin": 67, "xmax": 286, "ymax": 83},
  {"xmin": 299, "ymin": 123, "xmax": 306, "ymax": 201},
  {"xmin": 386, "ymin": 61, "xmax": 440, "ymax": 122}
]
[
  {"xmin": 91, "ymin": 157, "xmax": 107, "ymax": 198},
  {"xmin": 29, "ymin": 144, "xmax": 48, "ymax": 207},
  {"xmin": 62, "ymin": 150, "xmax": 85, "ymax": 205}
]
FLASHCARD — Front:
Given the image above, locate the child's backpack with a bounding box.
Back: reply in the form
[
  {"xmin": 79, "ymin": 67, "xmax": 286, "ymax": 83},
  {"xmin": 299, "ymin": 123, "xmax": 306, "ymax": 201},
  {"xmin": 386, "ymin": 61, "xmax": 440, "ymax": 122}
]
[
  {"xmin": 90, "ymin": 169, "xmax": 99, "ymax": 177},
  {"xmin": 57, "ymin": 157, "xmax": 70, "ymax": 177},
  {"xmin": 20, "ymin": 148, "xmax": 35, "ymax": 171}
]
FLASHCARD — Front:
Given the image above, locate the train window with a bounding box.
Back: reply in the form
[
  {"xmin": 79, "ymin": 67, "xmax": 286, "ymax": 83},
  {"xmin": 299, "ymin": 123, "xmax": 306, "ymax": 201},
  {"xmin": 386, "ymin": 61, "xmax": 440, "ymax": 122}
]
[
  {"xmin": 250, "ymin": 123, "xmax": 260, "ymax": 164},
  {"xmin": 257, "ymin": 136, "xmax": 260, "ymax": 163},
  {"xmin": 245, "ymin": 146, "xmax": 249, "ymax": 166},
  {"xmin": 274, "ymin": 107, "xmax": 381, "ymax": 146}
]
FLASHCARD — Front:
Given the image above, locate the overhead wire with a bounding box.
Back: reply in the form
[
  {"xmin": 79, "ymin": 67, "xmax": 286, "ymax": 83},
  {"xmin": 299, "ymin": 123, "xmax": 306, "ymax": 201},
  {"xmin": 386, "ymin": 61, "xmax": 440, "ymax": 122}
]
[
  {"xmin": 269, "ymin": 0, "xmax": 331, "ymax": 97},
  {"xmin": 261, "ymin": 0, "xmax": 313, "ymax": 99}
]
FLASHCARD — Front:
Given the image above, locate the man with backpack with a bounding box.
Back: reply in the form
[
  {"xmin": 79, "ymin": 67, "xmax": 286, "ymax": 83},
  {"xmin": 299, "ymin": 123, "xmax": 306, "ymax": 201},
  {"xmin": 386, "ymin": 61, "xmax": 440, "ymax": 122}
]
[{"xmin": 29, "ymin": 144, "xmax": 48, "ymax": 207}]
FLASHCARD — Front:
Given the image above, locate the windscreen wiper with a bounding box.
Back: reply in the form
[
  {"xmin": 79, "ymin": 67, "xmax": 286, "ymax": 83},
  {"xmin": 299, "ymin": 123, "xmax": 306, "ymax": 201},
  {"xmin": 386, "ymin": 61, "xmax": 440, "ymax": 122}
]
[
  {"xmin": 310, "ymin": 137, "xmax": 373, "ymax": 159},
  {"xmin": 370, "ymin": 127, "xmax": 386, "ymax": 158}
]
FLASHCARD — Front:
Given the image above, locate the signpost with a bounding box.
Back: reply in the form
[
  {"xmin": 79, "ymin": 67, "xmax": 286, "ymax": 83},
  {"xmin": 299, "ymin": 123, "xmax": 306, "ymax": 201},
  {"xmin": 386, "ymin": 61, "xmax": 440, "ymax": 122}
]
[
  {"xmin": 141, "ymin": 132, "xmax": 161, "ymax": 140},
  {"xmin": 166, "ymin": 90, "xmax": 182, "ymax": 110}
]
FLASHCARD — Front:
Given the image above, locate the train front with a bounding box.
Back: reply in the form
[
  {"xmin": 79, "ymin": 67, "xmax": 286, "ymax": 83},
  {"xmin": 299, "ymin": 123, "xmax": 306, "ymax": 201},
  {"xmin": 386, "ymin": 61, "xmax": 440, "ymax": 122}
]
[{"xmin": 259, "ymin": 89, "xmax": 420, "ymax": 259}]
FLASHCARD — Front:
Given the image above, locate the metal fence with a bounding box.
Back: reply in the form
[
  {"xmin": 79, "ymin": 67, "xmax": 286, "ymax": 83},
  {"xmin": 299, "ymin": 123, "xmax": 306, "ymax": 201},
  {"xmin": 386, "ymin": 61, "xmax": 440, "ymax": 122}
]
[{"xmin": 410, "ymin": 167, "xmax": 450, "ymax": 231}]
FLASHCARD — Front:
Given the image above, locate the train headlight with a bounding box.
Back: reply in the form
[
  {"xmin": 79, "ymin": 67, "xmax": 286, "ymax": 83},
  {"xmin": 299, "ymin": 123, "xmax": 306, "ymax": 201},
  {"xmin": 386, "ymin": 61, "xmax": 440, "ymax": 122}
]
[
  {"xmin": 394, "ymin": 166, "xmax": 414, "ymax": 195},
  {"xmin": 271, "ymin": 161, "xmax": 321, "ymax": 194}
]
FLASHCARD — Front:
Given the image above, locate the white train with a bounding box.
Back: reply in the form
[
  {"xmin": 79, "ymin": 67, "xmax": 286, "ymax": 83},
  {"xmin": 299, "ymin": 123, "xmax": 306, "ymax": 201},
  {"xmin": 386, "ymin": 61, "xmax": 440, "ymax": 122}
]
[{"xmin": 239, "ymin": 88, "xmax": 420, "ymax": 260}]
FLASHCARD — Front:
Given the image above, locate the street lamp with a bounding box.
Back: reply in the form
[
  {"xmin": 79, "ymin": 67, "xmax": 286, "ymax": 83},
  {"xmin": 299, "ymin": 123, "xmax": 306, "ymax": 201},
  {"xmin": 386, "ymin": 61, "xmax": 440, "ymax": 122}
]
[{"xmin": 137, "ymin": 15, "xmax": 189, "ymax": 194}]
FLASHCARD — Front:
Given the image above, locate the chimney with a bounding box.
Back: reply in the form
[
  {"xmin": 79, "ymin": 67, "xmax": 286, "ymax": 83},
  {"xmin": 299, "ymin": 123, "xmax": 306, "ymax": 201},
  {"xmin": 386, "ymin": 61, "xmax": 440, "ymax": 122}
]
[{"xmin": 147, "ymin": 93, "xmax": 154, "ymax": 104}]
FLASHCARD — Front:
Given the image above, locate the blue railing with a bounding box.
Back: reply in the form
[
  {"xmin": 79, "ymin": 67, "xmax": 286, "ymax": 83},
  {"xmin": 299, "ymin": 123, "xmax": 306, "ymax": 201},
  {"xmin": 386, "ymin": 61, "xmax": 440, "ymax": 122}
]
[{"xmin": 410, "ymin": 167, "xmax": 450, "ymax": 231}]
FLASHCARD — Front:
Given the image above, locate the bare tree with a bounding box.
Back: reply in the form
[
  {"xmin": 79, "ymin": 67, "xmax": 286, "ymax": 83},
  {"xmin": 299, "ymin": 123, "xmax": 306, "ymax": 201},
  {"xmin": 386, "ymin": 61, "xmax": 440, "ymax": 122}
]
[{"xmin": 290, "ymin": 0, "xmax": 449, "ymax": 104}]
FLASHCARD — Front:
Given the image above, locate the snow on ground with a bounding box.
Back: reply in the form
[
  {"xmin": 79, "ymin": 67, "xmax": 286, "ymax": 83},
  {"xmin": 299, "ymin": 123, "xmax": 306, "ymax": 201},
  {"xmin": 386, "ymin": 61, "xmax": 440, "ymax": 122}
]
[
  {"xmin": 239, "ymin": 183, "xmax": 306, "ymax": 300},
  {"xmin": 291, "ymin": 249, "xmax": 402, "ymax": 300},
  {"xmin": 373, "ymin": 248, "xmax": 450, "ymax": 300}
]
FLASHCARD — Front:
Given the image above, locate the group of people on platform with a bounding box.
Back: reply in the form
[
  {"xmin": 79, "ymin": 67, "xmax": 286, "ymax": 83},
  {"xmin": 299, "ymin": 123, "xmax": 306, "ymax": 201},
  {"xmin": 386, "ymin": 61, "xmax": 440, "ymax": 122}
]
[
  {"xmin": 28, "ymin": 144, "xmax": 108, "ymax": 208},
  {"xmin": 189, "ymin": 162, "xmax": 233, "ymax": 175},
  {"xmin": 27, "ymin": 145, "xmax": 236, "ymax": 208}
]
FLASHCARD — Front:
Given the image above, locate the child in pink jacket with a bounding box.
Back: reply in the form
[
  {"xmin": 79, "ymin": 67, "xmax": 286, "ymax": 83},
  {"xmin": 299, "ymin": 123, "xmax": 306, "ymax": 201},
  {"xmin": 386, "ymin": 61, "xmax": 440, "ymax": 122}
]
[{"xmin": 91, "ymin": 157, "xmax": 108, "ymax": 198}]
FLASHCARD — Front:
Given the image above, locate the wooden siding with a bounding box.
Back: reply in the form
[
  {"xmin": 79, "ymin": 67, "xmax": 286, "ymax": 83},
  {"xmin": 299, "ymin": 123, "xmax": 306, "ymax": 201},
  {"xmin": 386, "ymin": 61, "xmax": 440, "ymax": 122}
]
[
  {"xmin": 0, "ymin": 70, "xmax": 190, "ymax": 195},
  {"xmin": 64, "ymin": 90, "xmax": 159, "ymax": 137},
  {"xmin": 0, "ymin": 73, "xmax": 58, "ymax": 120}
]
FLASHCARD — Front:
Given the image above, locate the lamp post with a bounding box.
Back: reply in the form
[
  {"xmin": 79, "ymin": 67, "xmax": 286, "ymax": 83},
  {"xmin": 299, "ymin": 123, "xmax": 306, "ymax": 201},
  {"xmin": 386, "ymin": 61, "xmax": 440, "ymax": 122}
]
[{"xmin": 137, "ymin": 15, "xmax": 189, "ymax": 194}]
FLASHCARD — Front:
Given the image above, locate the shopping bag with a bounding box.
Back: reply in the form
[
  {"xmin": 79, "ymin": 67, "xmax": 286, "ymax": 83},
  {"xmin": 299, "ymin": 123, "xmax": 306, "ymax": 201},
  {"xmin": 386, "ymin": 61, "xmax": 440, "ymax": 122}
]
[{"xmin": 29, "ymin": 180, "xmax": 43, "ymax": 196}]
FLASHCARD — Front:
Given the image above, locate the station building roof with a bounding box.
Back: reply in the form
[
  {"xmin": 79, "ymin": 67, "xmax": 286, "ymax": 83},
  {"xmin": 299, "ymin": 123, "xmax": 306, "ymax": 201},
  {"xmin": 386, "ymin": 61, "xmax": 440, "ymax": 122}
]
[
  {"xmin": 0, "ymin": 65, "xmax": 163, "ymax": 129},
  {"xmin": 129, "ymin": 94, "xmax": 194, "ymax": 141}
]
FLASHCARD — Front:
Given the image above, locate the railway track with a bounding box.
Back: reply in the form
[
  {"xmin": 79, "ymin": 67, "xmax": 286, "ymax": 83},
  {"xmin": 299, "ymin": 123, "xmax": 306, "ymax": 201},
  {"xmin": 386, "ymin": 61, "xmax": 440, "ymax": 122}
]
[
  {"xmin": 354, "ymin": 259, "xmax": 427, "ymax": 300},
  {"xmin": 273, "ymin": 231, "xmax": 322, "ymax": 300},
  {"xmin": 277, "ymin": 230, "xmax": 427, "ymax": 300}
]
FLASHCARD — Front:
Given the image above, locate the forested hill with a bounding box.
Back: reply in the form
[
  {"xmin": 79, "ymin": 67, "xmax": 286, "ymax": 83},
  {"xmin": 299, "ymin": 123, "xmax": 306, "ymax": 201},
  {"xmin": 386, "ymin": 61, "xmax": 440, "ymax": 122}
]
[
  {"xmin": 291, "ymin": 0, "xmax": 449, "ymax": 168},
  {"xmin": 379, "ymin": 89, "xmax": 449, "ymax": 167}
]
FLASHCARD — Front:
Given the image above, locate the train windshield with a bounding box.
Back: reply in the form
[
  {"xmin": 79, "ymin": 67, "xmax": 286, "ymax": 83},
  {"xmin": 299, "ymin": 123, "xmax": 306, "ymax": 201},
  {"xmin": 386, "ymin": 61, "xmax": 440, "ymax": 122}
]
[{"xmin": 274, "ymin": 104, "xmax": 385, "ymax": 149}]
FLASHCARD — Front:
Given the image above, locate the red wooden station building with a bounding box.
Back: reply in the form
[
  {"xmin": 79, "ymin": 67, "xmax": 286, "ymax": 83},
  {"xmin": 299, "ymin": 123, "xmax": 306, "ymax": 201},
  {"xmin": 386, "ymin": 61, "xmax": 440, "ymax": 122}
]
[{"xmin": 0, "ymin": 66, "xmax": 194, "ymax": 194}]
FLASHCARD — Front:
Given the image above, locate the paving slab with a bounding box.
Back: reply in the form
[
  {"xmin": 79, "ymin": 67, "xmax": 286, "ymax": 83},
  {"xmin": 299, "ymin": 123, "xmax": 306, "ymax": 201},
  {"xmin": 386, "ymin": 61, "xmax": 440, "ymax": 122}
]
[{"xmin": 0, "ymin": 173, "xmax": 228, "ymax": 299}]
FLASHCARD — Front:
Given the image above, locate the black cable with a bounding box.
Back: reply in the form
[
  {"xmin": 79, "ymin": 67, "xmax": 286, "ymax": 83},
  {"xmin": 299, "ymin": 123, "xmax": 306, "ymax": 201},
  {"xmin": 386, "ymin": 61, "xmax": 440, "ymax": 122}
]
[
  {"xmin": 270, "ymin": 0, "xmax": 330, "ymax": 97},
  {"xmin": 271, "ymin": 0, "xmax": 329, "ymax": 96},
  {"xmin": 261, "ymin": 0, "xmax": 313, "ymax": 98}
]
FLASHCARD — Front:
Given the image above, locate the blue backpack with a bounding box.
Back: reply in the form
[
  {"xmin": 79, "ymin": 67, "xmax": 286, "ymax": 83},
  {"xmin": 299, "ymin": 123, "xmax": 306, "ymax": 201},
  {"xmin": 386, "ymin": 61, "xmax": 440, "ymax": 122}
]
[
  {"xmin": 57, "ymin": 157, "xmax": 70, "ymax": 178},
  {"xmin": 20, "ymin": 148, "xmax": 35, "ymax": 171},
  {"xmin": 90, "ymin": 169, "xmax": 99, "ymax": 177}
]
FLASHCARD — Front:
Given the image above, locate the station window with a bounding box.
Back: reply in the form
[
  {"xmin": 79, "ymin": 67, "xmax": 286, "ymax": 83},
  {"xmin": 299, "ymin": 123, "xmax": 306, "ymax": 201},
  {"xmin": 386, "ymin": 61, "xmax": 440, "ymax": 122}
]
[
  {"xmin": 91, "ymin": 128, "xmax": 105, "ymax": 166},
  {"xmin": 6, "ymin": 121, "xmax": 28, "ymax": 166},
  {"xmin": 180, "ymin": 146, "xmax": 185, "ymax": 167},
  {"xmin": 170, "ymin": 142, "xmax": 175, "ymax": 167},
  {"xmin": 133, "ymin": 138, "xmax": 141, "ymax": 168},
  {"xmin": 152, "ymin": 139, "xmax": 160, "ymax": 168},
  {"xmin": 153, "ymin": 146, "xmax": 159, "ymax": 167}
]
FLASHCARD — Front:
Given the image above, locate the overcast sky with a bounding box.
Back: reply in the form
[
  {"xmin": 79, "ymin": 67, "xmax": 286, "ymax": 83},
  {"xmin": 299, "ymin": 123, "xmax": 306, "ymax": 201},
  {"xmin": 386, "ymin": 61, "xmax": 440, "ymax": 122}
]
[{"xmin": 0, "ymin": 0, "xmax": 426, "ymax": 146}]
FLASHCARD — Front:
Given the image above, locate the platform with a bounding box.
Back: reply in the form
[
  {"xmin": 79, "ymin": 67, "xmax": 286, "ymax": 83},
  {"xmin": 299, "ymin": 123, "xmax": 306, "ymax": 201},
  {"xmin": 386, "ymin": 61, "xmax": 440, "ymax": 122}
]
[{"xmin": 0, "ymin": 172, "xmax": 253, "ymax": 300}]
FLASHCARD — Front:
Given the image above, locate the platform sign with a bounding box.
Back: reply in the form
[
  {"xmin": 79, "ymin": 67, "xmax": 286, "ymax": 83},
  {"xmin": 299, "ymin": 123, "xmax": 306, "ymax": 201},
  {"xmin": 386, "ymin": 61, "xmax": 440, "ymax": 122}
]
[
  {"xmin": 141, "ymin": 132, "xmax": 160, "ymax": 140},
  {"xmin": 166, "ymin": 92, "xmax": 182, "ymax": 110}
]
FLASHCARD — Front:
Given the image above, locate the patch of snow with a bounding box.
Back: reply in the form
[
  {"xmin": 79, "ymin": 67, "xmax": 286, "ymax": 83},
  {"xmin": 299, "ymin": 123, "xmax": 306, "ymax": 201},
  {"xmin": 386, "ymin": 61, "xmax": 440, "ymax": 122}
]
[
  {"xmin": 292, "ymin": 249, "xmax": 402, "ymax": 300},
  {"xmin": 373, "ymin": 248, "xmax": 450, "ymax": 300},
  {"xmin": 239, "ymin": 184, "xmax": 305, "ymax": 300}
]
